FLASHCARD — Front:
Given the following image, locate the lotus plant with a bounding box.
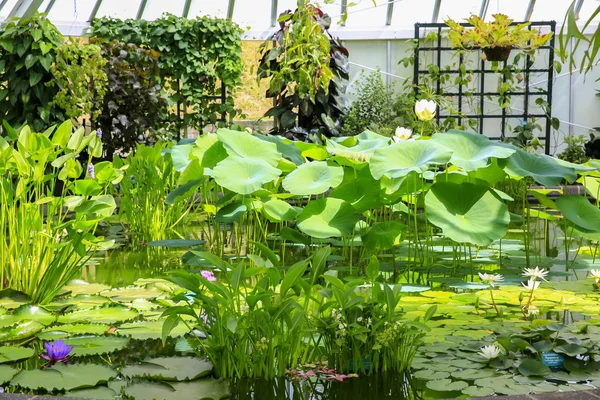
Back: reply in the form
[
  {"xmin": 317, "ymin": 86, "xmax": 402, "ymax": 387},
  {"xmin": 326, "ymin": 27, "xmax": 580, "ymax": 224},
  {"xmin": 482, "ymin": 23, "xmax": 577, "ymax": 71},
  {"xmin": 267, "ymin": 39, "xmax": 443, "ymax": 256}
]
[
  {"xmin": 589, "ymin": 269, "xmax": 600, "ymax": 289},
  {"xmin": 414, "ymin": 99, "xmax": 436, "ymax": 121},
  {"xmin": 40, "ymin": 340, "xmax": 73, "ymax": 365},
  {"xmin": 477, "ymin": 344, "xmax": 501, "ymax": 361},
  {"xmin": 393, "ymin": 127, "xmax": 412, "ymax": 142},
  {"xmin": 479, "ymin": 272, "xmax": 503, "ymax": 317}
]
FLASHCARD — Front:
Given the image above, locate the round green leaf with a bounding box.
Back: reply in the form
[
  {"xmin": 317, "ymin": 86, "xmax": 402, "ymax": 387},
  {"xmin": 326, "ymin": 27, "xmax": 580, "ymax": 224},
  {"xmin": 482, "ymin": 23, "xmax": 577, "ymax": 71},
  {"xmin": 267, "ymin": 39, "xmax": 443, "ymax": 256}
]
[
  {"xmin": 217, "ymin": 128, "xmax": 281, "ymax": 167},
  {"xmin": 297, "ymin": 198, "xmax": 359, "ymax": 239},
  {"xmin": 426, "ymin": 378, "xmax": 469, "ymax": 392},
  {"xmin": 63, "ymin": 335, "xmax": 129, "ymax": 356},
  {"xmin": 11, "ymin": 363, "xmax": 117, "ymax": 391},
  {"xmin": 462, "ymin": 386, "xmax": 495, "ymax": 397},
  {"xmin": 58, "ymin": 305, "xmax": 139, "ymax": 324},
  {"xmin": 329, "ymin": 175, "xmax": 382, "ymax": 213},
  {"xmin": 215, "ymin": 202, "xmax": 247, "ymax": 223},
  {"xmin": 121, "ymin": 357, "xmax": 213, "ymax": 381},
  {"xmin": 282, "ymin": 161, "xmax": 343, "ymax": 195},
  {"xmin": 362, "ymin": 221, "xmax": 406, "ymax": 250},
  {"xmin": 505, "ymin": 148, "xmax": 577, "ymax": 186},
  {"xmin": 117, "ymin": 321, "xmax": 189, "ymax": 340},
  {"xmin": 263, "ymin": 199, "xmax": 299, "ymax": 222},
  {"xmin": 556, "ymin": 195, "xmax": 600, "ymax": 233},
  {"xmin": 425, "ymin": 182, "xmax": 510, "ymax": 246},
  {"xmin": 66, "ymin": 386, "xmax": 117, "ymax": 399},
  {"xmin": 518, "ymin": 359, "xmax": 551, "ymax": 377},
  {"xmin": 37, "ymin": 324, "xmax": 110, "ymax": 340},
  {"xmin": 369, "ymin": 141, "xmax": 452, "ymax": 179},
  {"xmin": 123, "ymin": 379, "xmax": 230, "ymax": 400},
  {"xmin": 213, "ymin": 158, "xmax": 281, "ymax": 195},
  {"xmin": 0, "ymin": 346, "xmax": 34, "ymax": 363},
  {"xmin": 0, "ymin": 365, "xmax": 17, "ymax": 384},
  {"xmin": 0, "ymin": 320, "xmax": 44, "ymax": 342}
]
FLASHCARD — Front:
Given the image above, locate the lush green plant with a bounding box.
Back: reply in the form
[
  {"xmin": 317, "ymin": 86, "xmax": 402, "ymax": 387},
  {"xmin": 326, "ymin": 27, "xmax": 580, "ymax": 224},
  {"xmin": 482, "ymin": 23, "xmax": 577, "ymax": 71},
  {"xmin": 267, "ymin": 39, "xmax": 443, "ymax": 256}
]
[
  {"xmin": 446, "ymin": 14, "xmax": 553, "ymax": 51},
  {"xmin": 114, "ymin": 143, "xmax": 196, "ymax": 241},
  {"xmin": 0, "ymin": 14, "xmax": 65, "ymax": 131},
  {"xmin": 49, "ymin": 39, "xmax": 108, "ymax": 122},
  {"xmin": 558, "ymin": 1, "xmax": 600, "ymax": 75},
  {"xmin": 93, "ymin": 41, "xmax": 168, "ymax": 157},
  {"xmin": 557, "ymin": 134, "xmax": 590, "ymax": 164},
  {"xmin": 0, "ymin": 121, "xmax": 117, "ymax": 304},
  {"xmin": 90, "ymin": 14, "xmax": 244, "ymax": 133},
  {"xmin": 257, "ymin": 2, "xmax": 348, "ymax": 139},
  {"xmin": 504, "ymin": 120, "xmax": 543, "ymax": 150}
]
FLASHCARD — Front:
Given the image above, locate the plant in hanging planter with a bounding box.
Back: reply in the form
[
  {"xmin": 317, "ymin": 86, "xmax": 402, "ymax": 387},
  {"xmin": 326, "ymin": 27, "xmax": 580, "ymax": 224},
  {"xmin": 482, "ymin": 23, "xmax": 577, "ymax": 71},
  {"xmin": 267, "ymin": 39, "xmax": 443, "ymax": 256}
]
[{"xmin": 445, "ymin": 14, "xmax": 553, "ymax": 62}]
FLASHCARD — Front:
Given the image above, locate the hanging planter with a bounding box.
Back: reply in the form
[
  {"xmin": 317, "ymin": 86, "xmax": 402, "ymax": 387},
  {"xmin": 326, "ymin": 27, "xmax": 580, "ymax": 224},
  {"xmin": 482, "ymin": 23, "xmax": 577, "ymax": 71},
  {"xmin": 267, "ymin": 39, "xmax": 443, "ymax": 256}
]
[{"xmin": 482, "ymin": 46, "xmax": 512, "ymax": 62}]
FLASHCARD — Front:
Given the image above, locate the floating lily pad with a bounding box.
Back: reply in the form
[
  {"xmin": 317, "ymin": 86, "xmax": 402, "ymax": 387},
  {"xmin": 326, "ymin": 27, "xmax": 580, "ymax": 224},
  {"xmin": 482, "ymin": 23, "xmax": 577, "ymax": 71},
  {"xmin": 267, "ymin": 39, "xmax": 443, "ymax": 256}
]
[
  {"xmin": 37, "ymin": 324, "xmax": 111, "ymax": 340},
  {"xmin": 66, "ymin": 386, "xmax": 117, "ymax": 399},
  {"xmin": 123, "ymin": 379, "xmax": 230, "ymax": 400},
  {"xmin": 426, "ymin": 378, "xmax": 469, "ymax": 392},
  {"xmin": 518, "ymin": 359, "xmax": 551, "ymax": 377},
  {"xmin": 0, "ymin": 305, "xmax": 56, "ymax": 328},
  {"xmin": 11, "ymin": 363, "xmax": 117, "ymax": 391},
  {"xmin": 47, "ymin": 294, "xmax": 112, "ymax": 310},
  {"xmin": 63, "ymin": 335, "xmax": 129, "ymax": 356},
  {"xmin": 0, "ymin": 289, "xmax": 30, "ymax": 309},
  {"xmin": 100, "ymin": 287, "xmax": 165, "ymax": 302},
  {"xmin": 0, "ymin": 346, "xmax": 35, "ymax": 363},
  {"xmin": 0, "ymin": 365, "xmax": 17, "ymax": 384},
  {"xmin": 58, "ymin": 305, "xmax": 139, "ymax": 324},
  {"xmin": 117, "ymin": 321, "xmax": 189, "ymax": 340},
  {"xmin": 462, "ymin": 385, "xmax": 495, "ymax": 397},
  {"xmin": 0, "ymin": 321, "xmax": 44, "ymax": 341},
  {"xmin": 147, "ymin": 240, "xmax": 205, "ymax": 248},
  {"xmin": 121, "ymin": 357, "xmax": 213, "ymax": 381},
  {"xmin": 63, "ymin": 282, "xmax": 111, "ymax": 296}
]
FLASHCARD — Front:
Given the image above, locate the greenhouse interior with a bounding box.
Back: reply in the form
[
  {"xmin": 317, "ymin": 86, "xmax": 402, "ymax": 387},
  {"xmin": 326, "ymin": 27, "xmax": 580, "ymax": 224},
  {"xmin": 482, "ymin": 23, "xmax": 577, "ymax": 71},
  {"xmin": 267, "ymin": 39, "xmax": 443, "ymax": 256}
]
[{"xmin": 2, "ymin": 0, "xmax": 600, "ymax": 399}]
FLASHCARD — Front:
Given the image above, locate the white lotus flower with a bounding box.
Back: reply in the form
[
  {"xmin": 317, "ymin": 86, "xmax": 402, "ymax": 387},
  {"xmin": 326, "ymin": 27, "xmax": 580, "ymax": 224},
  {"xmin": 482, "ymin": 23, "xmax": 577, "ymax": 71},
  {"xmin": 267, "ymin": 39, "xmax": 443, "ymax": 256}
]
[
  {"xmin": 590, "ymin": 269, "xmax": 600, "ymax": 283},
  {"xmin": 478, "ymin": 345, "xmax": 501, "ymax": 360},
  {"xmin": 478, "ymin": 272, "xmax": 503, "ymax": 286},
  {"xmin": 522, "ymin": 279, "xmax": 541, "ymax": 291},
  {"xmin": 414, "ymin": 99, "xmax": 437, "ymax": 121},
  {"xmin": 523, "ymin": 267, "xmax": 548, "ymax": 281},
  {"xmin": 393, "ymin": 127, "xmax": 412, "ymax": 142}
]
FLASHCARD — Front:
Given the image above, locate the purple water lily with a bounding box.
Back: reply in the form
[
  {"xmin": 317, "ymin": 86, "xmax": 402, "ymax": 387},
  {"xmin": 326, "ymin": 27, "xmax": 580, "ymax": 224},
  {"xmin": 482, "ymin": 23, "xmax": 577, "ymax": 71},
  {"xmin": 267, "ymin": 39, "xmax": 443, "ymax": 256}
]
[
  {"xmin": 40, "ymin": 340, "xmax": 73, "ymax": 365},
  {"xmin": 201, "ymin": 270, "xmax": 217, "ymax": 282}
]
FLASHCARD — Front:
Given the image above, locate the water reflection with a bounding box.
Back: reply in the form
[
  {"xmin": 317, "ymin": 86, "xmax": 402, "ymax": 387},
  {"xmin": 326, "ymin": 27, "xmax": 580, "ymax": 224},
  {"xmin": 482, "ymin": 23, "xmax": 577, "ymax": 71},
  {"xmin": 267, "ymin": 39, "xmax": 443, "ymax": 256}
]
[{"xmin": 230, "ymin": 373, "xmax": 421, "ymax": 400}]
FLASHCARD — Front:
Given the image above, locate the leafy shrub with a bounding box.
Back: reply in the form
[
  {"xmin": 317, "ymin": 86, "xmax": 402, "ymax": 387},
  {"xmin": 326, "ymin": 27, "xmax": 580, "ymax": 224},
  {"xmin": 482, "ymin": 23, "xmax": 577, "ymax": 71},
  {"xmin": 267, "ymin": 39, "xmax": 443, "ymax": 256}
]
[
  {"xmin": 0, "ymin": 14, "xmax": 65, "ymax": 131},
  {"xmin": 93, "ymin": 41, "xmax": 168, "ymax": 157},
  {"xmin": 557, "ymin": 134, "xmax": 589, "ymax": 164},
  {"xmin": 49, "ymin": 39, "xmax": 108, "ymax": 121}
]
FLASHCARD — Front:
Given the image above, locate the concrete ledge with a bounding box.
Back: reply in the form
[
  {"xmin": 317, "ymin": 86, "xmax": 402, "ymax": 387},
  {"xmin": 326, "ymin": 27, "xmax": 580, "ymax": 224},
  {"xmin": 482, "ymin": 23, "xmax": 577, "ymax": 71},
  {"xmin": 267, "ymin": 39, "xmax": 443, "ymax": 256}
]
[
  {"xmin": 0, "ymin": 395, "xmax": 90, "ymax": 400},
  {"xmin": 474, "ymin": 389, "xmax": 600, "ymax": 400}
]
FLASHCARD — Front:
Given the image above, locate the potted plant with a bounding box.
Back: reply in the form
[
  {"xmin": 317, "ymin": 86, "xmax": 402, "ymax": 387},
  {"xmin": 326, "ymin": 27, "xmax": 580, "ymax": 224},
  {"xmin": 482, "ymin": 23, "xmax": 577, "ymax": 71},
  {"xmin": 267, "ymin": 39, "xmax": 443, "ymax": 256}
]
[{"xmin": 445, "ymin": 14, "xmax": 553, "ymax": 62}]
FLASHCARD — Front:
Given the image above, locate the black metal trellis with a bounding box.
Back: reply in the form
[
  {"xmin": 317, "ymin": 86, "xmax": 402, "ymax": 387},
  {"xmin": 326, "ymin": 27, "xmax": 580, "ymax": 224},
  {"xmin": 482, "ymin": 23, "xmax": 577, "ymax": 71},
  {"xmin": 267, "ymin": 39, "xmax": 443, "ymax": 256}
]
[{"xmin": 413, "ymin": 21, "xmax": 556, "ymax": 155}]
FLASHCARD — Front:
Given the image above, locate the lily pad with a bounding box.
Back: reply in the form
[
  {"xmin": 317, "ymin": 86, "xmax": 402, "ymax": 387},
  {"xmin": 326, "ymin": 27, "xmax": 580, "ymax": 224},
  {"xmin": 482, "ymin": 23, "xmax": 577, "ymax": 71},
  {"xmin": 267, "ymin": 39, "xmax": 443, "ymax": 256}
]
[
  {"xmin": 462, "ymin": 385, "xmax": 495, "ymax": 397},
  {"xmin": 11, "ymin": 363, "xmax": 117, "ymax": 391},
  {"xmin": 121, "ymin": 357, "xmax": 213, "ymax": 381},
  {"xmin": 518, "ymin": 359, "xmax": 551, "ymax": 377},
  {"xmin": 282, "ymin": 161, "xmax": 344, "ymax": 195},
  {"xmin": 0, "ymin": 346, "xmax": 35, "ymax": 363},
  {"xmin": 0, "ymin": 321, "xmax": 44, "ymax": 341},
  {"xmin": 58, "ymin": 305, "xmax": 139, "ymax": 324},
  {"xmin": 37, "ymin": 324, "xmax": 111, "ymax": 341},
  {"xmin": 0, "ymin": 365, "xmax": 17, "ymax": 384},
  {"xmin": 100, "ymin": 286, "xmax": 165, "ymax": 302},
  {"xmin": 426, "ymin": 378, "xmax": 469, "ymax": 392},
  {"xmin": 63, "ymin": 282, "xmax": 111, "ymax": 296},
  {"xmin": 117, "ymin": 321, "xmax": 189, "ymax": 340},
  {"xmin": 297, "ymin": 198, "xmax": 359, "ymax": 239},
  {"xmin": 66, "ymin": 386, "xmax": 117, "ymax": 399},
  {"xmin": 63, "ymin": 335, "xmax": 129, "ymax": 356},
  {"xmin": 123, "ymin": 379, "xmax": 230, "ymax": 400}
]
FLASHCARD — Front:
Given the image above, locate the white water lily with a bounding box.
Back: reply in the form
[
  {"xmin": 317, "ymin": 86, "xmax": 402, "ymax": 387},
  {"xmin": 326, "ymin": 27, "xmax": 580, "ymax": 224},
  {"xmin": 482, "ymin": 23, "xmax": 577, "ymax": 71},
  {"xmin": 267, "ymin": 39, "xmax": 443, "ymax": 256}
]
[
  {"xmin": 522, "ymin": 279, "xmax": 541, "ymax": 291},
  {"xmin": 526, "ymin": 305, "xmax": 540, "ymax": 316},
  {"xmin": 590, "ymin": 269, "xmax": 600, "ymax": 283},
  {"xmin": 523, "ymin": 267, "xmax": 548, "ymax": 281},
  {"xmin": 478, "ymin": 272, "xmax": 503, "ymax": 286},
  {"xmin": 414, "ymin": 99, "xmax": 437, "ymax": 121},
  {"xmin": 478, "ymin": 345, "xmax": 501, "ymax": 360},
  {"xmin": 393, "ymin": 127, "xmax": 412, "ymax": 142}
]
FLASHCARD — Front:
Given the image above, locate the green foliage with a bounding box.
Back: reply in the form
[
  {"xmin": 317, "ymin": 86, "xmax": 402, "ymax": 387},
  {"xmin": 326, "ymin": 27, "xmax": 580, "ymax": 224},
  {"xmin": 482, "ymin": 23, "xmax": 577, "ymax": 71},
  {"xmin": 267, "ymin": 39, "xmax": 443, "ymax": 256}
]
[
  {"xmin": 558, "ymin": 1, "xmax": 600, "ymax": 75},
  {"xmin": 557, "ymin": 135, "xmax": 590, "ymax": 164},
  {"xmin": 341, "ymin": 71, "xmax": 410, "ymax": 136},
  {"xmin": 49, "ymin": 39, "xmax": 108, "ymax": 121},
  {"xmin": 90, "ymin": 14, "xmax": 244, "ymax": 131},
  {"xmin": 93, "ymin": 41, "xmax": 168, "ymax": 156},
  {"xmin": 0, "ymin": 14, "xmax": 65, "ymax": 131},
  {"xmin": 258, "ymin": 3, "xmax": 348, "ymax": 138},
  {"xmin": 0, "ymin": 121, "xmax": 117, "ymax": 304}
]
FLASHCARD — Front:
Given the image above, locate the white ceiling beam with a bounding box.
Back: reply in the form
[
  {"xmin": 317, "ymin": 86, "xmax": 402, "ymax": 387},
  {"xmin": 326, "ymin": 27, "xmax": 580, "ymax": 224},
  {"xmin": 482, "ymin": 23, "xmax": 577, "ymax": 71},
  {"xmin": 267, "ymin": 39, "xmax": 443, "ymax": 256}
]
[{"xmin": 8, "ymin": 0, "xmax": 44, "ymax": 19}]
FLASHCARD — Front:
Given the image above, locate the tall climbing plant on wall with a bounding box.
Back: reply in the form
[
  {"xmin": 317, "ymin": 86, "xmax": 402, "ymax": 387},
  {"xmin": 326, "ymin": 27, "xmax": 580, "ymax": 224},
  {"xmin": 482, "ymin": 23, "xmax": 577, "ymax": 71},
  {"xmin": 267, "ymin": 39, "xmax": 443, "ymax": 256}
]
[{"xmin": 90, "ymin": 14, "xmax": 244, "ymax": 135}]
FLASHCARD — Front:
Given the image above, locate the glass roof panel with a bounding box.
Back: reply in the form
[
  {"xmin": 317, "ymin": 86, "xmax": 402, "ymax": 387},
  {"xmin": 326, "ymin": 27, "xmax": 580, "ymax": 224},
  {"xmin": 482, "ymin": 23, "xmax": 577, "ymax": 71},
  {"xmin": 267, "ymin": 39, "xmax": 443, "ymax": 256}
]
[
  {"xmin": 485, "ymin": 0, "xmax": 530, "ymax": 21},
  {"xmin": 530, "ymin": 0, "xmax": 571, "ymax": 22},
  {"xmin": 391, "ymin": 0, "xmax": 436, "ymax": 27},
  {"xmin": 143, "ymin": 0, "xmax": 186, "ymax": 20},
  {"xmin": 0, "ymin": 0, "xmax": 19, "ymax": 18},
  {"xmin": 438, "ymin": 0, "xmax": 481, "ymax": 22},
  {"xmin": 96, "ymin": 0, "xmax": 139, "ymax": 19},
  {"xmin": 345, "ymin": 1, "xmax": 387, "ymax": 28},
  {"xmin": 187, "ymin": 0, "xmax": 227, "ymax": 19},
  {"xmin": 577, "ymin": 0, "xmax": 600, "ymax": 23},
  {"xmin": 47, "ymin": 0, "xmax": 97, "ymax": 21},
  {"xmin": 232, "ymin": 0, "xmax": 271, "ymax": 30}
]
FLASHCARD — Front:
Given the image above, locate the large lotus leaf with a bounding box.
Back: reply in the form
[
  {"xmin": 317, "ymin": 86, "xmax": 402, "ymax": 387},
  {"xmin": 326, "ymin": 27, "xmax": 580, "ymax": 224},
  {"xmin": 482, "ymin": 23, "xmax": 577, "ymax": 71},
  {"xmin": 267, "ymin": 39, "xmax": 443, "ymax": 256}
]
[
  {"xmin": 191, "ymin": 133, "xmax": 228, "ymax": 170},
  {"xmin": 327, "ymin": 137, "xmax": 389, "ymax": 162},
  {"xmin": 63, "ymin": 335, "xmax": 129, "ymax": 356},
  {"xmin": 556, "ymin": 195, "xmax": 600, "ymax": 233},
  {"xmin": 262, "ymin": 199, "xmax": 300, "ymax": 222},
  {"xmin": 37, "ymin": 324, "xmax": 111, "ymax": 340},
  {"xmin": 123, "ymin": 379, "xmax": 230, "ymax": 400},
  {"xmin": 282, "ymin": 161, "xmax": 344, "ymax": 196},
  {"xmin": 425, "ymin": 182, "xmax": 510, "ymax": 246},
  {"xmin": 432, "ymin": 130, "xmax": 516, "ymax": 171},
  {"xmin": 0, "ymin": 320, "xmax": 43, "ymax": 341},
  {"xmin": 380, "ymin": 171, "xmax": 425, "ymax": 204},
  {"xmin": 11, "ymin": 363, "xmax": 117, "ymax": 391},
  {"xmin": 362, "ymin": 221, "xmax": 407, "ymax": 250},
  {"xmin": 0, "ymin": 346, "xmax": 34, "ymax": 363},
  {"xmin": 0, "ymin": 365, "xmax": 17, "ymax": 384},
  {"xmin": 217, "ymin": 129, "xmax": 281, "ymax": 167},
  {"xmin": 297, "ymin": 198, "xmax": 359, "ymax": 239},
  {"xmin": 505, "ymin": 149, "xmax": 577, "ymax": 186},
  {"xmin": 330, "ymin": 175, "xmax": 383, "ymax": 213},
  {"xmin": 256, "ymin": 134, "xmax": 304, "ymax": 165},
  {"xmin": 117, "ymin": 321, "xmax": 189, "ymax": 340},
  {"xmin": 215, "ymin": 202, "xmax": 247, "ymax": 223},
  {"xmin": 369, "ymin": 141, "xmax": 452, "ymax": 179},
  {"xmin": 213, "ymin": 158, "xmax": 281, "ymax": 195},
  {"xmin": 58, "ymin": 305, "xmax": 139, "ymax": 324},
  {"xmin": 580, "ymin": 176, "xmax": 600, "ymax": 200},
  {"xmin": 121, "ymin": 357, "xmax": 213, "ymax": 381},
  {"xmin": 66, "ymin": 386, "xmax": 117, "ymax": 399}
]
